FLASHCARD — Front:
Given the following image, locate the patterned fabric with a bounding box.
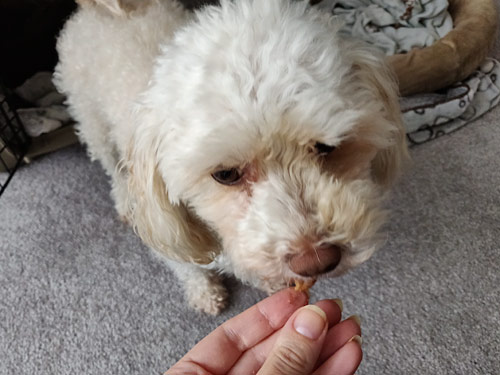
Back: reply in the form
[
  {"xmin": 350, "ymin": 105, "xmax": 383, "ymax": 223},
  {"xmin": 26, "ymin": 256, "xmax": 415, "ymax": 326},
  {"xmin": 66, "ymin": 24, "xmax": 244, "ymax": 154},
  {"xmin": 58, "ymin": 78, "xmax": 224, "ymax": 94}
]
[
  {"xmin": 316, "ymin": 0, "xmax": 453, "ymax": 55},
  {"xmin": 402, "ymin": 59, "xmax": 500, "ymax": 144},
  {"xmin": 316, "ymin": 0, "xmax": 500, "ymax": 145}
]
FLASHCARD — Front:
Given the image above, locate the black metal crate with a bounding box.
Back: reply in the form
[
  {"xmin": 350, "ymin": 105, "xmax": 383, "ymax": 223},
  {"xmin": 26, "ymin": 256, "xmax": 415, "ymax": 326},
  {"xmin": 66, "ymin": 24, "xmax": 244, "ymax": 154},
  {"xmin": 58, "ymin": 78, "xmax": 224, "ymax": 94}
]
[{"xmin": 0, "ymin": 83, "xmax": 30, "ymax": 196}]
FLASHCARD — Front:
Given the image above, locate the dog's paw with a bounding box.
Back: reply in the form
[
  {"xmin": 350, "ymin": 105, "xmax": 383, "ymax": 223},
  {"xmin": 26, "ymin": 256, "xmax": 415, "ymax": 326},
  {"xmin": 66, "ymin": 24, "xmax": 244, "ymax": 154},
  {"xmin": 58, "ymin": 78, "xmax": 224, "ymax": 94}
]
[{"xmin": 186, "ymin": 280, "xmax": 228, "ymax": 315}]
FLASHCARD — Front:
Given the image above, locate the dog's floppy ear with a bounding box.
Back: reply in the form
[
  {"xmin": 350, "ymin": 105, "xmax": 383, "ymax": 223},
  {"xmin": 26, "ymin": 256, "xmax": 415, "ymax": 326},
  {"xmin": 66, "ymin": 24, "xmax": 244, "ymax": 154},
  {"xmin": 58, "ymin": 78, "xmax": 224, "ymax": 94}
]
[
  {"xmin": 349, "ymin": 47, "xmax": 409, "ymax": 188},
  {"xmin": 76, "ymin": 0, "xmax": 149, "ymax": 16},
  {"xmin": 125, "ymin": 125, "xmax": 219, "ymax": 265}
]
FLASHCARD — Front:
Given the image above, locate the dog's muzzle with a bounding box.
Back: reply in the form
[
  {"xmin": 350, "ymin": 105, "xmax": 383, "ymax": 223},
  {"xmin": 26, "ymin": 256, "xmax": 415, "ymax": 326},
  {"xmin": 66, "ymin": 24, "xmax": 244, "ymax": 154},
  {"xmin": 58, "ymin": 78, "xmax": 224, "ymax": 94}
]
[{"xmin": 288, "ymin": 243, "xmax": 342, "ymax": 277}]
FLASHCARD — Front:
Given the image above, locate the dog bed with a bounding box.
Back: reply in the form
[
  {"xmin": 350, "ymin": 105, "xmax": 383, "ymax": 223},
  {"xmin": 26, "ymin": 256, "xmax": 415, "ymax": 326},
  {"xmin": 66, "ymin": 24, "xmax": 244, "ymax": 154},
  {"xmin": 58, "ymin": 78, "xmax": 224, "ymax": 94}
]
[
  {"xmin": 316, "ymin": 0, "xmax": 499, "ymax": 144},
  {"xmin": 389, "ymin": 0, "xmax": 498, "ymax": 96},
  {"xmin": 316, "ymin": 0, "xmax": 498, "ymax": 95}
]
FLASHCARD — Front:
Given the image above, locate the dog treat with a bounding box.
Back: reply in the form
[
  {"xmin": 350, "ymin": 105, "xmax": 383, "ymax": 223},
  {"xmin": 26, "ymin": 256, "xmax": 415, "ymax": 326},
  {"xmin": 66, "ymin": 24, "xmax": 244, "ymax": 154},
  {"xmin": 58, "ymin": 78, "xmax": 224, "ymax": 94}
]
[{"xmin": 294, "ymin": 279, "xmax": 316, "ymax": 293}]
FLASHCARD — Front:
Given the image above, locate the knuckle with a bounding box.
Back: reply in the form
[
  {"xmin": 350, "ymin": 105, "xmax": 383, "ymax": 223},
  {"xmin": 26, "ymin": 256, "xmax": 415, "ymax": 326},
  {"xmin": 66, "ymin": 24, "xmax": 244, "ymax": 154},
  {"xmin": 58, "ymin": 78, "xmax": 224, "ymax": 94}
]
[{"xmin": 271, "ymin": 341, "xmax": 312, "ymax": 374}]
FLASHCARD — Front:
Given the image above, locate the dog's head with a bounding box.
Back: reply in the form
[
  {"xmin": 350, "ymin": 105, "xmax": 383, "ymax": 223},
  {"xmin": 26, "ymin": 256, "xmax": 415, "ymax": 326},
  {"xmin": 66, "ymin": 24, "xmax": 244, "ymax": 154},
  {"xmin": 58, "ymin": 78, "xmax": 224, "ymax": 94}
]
[{"xmin": 127, "ymin": 0, "xmax": 408, "ymax": 292}]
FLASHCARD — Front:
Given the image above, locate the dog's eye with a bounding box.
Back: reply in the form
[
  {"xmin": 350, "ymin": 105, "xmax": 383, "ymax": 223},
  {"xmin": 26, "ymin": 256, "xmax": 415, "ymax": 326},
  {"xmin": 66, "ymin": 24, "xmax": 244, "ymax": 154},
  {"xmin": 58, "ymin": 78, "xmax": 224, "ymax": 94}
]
[
  {"xmin": 212, "ymin": 168, "xmax": 242, "ymax": 185},
  {"xmin": 314, "ymin": 142, "xmax": 336, "ymax": 155}
]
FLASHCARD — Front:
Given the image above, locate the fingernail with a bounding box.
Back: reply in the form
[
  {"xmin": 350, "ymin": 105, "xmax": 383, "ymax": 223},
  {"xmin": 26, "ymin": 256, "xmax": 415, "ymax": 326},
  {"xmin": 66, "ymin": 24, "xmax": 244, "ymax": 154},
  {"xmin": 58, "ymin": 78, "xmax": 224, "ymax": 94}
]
[
  {"xmin": 348, "ymin": 335, "xmax": 363, "ymax": 346},
  {"xmin": 347, "ymin": 314, "xmax": 361, "ymax": 326},
  {"xmin": 333, "ymin": 298, "xmax": 343, "ymax": 313},
  {"xmin": 293, "ymin": 305, "xmax": 327, "ymax": 340}
]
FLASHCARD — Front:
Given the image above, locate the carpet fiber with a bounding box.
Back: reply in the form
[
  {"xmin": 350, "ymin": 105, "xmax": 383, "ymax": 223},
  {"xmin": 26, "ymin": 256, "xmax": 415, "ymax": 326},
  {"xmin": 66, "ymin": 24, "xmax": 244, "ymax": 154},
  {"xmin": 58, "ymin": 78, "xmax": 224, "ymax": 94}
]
[{"xmin": 1, "ymin": 21, "xmax": 499, "ymax": 375}]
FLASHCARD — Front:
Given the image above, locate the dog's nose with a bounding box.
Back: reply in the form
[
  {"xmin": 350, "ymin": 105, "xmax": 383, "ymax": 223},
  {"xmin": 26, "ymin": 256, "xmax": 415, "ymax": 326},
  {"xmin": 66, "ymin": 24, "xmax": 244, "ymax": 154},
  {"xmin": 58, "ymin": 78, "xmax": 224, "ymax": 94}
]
[{"xmin": 288, "ymin": 243, "xmax": 342, "ymax": 277}]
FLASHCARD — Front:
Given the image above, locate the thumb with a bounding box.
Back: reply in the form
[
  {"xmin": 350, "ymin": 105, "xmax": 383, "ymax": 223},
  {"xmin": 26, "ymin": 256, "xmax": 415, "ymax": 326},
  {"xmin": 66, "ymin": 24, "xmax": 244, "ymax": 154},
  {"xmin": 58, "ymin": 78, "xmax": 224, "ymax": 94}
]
[{"xmin": 258, "ymin": 305, "xmax": 327, "ymax": 375}]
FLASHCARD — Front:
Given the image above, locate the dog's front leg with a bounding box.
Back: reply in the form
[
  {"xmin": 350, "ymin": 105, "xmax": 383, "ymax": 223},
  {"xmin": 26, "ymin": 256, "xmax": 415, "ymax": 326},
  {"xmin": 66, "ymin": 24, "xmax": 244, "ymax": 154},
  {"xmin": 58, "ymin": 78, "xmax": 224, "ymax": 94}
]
[{"xmin": 165, "ymin": 259, "xmax": 227, "ymax": 315}]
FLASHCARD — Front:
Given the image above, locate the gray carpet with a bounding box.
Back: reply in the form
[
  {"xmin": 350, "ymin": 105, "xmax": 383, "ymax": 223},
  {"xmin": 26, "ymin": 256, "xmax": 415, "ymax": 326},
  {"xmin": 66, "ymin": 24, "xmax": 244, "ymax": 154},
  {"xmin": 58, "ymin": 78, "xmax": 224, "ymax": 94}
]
[{"xmin": 2, "ymin": 33, "xmax": 500, "ymax": 375}]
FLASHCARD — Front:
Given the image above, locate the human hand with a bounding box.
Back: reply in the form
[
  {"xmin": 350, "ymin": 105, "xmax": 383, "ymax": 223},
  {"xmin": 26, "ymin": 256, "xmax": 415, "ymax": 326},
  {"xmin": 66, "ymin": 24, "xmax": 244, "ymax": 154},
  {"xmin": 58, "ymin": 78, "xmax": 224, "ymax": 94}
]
[{"xmin": 166, "ymin": 288, "xmax": 362, "ymax": 375}]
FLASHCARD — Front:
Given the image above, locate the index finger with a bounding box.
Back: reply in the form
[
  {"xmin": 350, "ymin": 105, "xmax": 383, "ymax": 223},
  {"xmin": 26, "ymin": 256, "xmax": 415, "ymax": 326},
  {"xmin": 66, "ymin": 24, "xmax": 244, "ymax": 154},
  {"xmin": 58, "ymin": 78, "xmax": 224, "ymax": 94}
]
[{"xmin": 170, "ymin": 288, "xmax": 308, "ymax": 375}]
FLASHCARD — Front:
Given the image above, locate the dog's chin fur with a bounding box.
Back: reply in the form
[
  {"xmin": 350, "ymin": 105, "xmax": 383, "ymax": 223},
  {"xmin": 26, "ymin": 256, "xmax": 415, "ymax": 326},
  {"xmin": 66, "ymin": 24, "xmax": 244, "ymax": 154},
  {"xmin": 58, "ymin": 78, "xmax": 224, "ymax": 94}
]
[{"xmin": 55, "ymin": 0, "xmax": 408, "ymax": 314}]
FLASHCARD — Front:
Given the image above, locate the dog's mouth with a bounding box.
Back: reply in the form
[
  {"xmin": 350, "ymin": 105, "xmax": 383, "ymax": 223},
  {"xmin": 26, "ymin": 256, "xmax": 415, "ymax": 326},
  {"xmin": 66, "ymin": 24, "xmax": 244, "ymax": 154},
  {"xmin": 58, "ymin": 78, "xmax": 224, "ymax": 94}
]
[{"xmin": 290, "ymin": 278, "xmax": 317, "ymax": 293}]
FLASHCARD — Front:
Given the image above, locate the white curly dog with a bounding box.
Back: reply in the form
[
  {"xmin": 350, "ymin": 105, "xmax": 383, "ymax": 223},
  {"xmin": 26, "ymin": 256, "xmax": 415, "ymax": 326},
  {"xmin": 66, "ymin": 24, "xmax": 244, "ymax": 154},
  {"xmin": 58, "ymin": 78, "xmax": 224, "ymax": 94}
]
[{"xmin": 55, "ymin": 0, "xmax": 408, "ymax": 314}]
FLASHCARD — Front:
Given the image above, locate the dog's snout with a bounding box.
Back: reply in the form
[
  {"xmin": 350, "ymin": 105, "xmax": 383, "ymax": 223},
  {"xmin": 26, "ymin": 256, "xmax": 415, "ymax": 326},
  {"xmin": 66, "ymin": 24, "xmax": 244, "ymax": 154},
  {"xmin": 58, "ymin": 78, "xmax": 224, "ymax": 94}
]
[{"xmin": 288, "ymin": 243, "xmax": 342, "ymax": 277}]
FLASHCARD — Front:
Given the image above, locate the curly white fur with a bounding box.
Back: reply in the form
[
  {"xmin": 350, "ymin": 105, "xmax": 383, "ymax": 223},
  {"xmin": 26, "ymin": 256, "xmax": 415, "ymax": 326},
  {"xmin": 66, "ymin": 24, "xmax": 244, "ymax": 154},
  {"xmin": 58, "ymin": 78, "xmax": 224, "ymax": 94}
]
[{"xmin": 55, "ymin": 0, "xmax": 408, "ymax": 314}]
